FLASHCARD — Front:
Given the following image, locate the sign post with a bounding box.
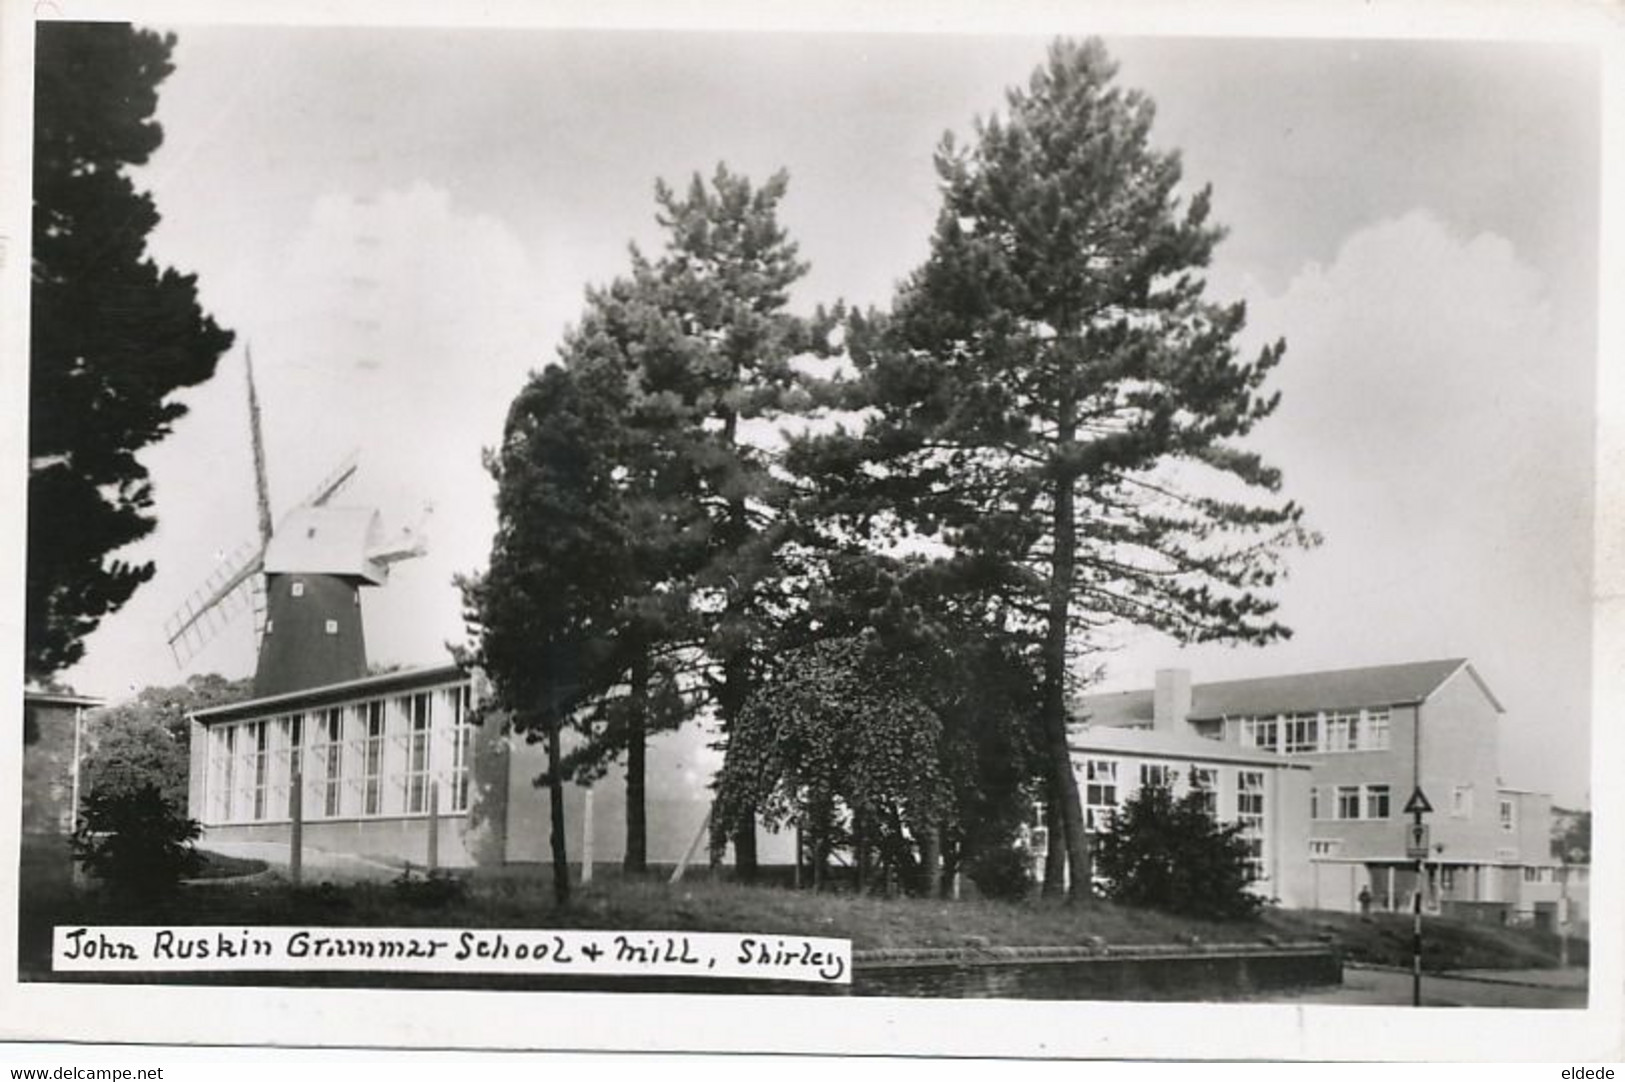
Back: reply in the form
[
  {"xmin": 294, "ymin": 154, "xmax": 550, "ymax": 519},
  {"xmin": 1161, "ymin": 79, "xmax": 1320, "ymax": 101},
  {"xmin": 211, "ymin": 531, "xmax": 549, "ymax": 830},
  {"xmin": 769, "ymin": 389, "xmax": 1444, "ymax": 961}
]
[{"xmin": 1403, "ymin": 787, "xmax": 1433, "ymax": 1006}]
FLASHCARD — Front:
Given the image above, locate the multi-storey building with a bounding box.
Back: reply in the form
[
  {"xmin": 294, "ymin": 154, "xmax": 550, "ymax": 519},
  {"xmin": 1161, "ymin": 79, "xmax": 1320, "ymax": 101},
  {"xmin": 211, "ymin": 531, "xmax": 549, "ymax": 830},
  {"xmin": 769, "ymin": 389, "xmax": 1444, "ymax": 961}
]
[{"xmin": 1078, "ymin": 659, "xmax": 1567, "ymax": 920}]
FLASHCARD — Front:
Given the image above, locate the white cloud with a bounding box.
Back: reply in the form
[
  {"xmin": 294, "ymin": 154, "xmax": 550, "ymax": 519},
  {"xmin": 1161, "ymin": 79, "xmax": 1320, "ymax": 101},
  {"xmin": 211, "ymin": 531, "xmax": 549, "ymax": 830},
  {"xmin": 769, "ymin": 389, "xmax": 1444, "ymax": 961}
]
[
  {"xmin": 70, "ymin": 183, "xmax": 555, "ymax": 693},
  {"xmin": 1103, "ymin": 210, "xmax": 1592, "ymax": 803}
]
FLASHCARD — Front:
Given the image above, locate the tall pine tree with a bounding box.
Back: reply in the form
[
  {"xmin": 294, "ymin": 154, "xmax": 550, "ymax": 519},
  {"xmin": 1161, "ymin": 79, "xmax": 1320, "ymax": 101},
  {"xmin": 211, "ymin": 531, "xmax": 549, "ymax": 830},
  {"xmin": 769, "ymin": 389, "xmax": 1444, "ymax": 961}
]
[
  {"xmin": 839, "ymin": 40, "xmax": 1314, "ymax": 899},
  {"xmin": 623, "ymin": 167, "xmax": 822, "ymax": 878},
  {"xmin": 29, "ymin": 23, "xmax": 234, "ymax": 680}
]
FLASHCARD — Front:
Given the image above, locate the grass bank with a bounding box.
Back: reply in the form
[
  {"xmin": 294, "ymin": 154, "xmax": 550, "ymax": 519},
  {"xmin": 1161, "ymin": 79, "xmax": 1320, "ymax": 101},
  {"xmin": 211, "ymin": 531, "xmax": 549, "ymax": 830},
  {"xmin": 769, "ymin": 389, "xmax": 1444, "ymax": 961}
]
[{"xmin": 20, "ymin": 859, "xmax": 1583, "ymax": 980}]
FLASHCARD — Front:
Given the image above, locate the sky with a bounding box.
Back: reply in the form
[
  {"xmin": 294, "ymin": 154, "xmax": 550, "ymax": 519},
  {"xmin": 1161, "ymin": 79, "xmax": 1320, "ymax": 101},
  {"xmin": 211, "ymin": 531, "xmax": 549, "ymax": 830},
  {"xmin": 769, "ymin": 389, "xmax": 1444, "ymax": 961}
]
[{"xmin": 44, "ymin": 24, "xmax": 1600, "ymax": 807}]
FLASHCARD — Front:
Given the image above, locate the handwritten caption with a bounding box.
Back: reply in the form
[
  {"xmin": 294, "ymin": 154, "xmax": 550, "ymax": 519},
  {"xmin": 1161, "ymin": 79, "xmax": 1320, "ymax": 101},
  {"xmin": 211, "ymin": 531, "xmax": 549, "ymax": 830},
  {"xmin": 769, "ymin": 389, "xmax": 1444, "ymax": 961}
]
[{"xmin": 54, "ymin": 926, "xmax": 850, "ymax": 984}]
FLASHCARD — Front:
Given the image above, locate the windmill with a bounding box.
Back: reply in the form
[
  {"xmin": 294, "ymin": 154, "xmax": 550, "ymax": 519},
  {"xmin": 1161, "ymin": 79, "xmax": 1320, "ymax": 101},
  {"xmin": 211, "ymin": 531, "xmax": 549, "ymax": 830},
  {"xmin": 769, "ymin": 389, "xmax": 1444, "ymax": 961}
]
[{"xmin": 163, "ymin": 348, "xmax": 431, "ymax": 698}]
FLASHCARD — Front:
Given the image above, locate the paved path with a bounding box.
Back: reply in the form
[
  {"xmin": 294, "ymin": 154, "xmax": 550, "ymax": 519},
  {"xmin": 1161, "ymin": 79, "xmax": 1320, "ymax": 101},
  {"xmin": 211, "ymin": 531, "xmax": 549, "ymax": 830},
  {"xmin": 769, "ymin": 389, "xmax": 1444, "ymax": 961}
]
[
  {"xmin": 1269, "ymin": 966, "xmax": 1588, "ymax": 1008},
  {"xmin": 198, "ymin": 841, "xmax": 403, "ymax": 883}
]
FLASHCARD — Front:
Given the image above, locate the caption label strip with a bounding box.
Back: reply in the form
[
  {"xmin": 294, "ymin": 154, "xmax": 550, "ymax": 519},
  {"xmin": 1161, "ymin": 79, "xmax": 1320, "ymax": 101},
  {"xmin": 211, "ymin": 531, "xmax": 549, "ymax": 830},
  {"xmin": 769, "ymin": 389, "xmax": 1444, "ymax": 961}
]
[{"xmin": 54, "ymin": 926, "xmax": 851, "ymax": 984}]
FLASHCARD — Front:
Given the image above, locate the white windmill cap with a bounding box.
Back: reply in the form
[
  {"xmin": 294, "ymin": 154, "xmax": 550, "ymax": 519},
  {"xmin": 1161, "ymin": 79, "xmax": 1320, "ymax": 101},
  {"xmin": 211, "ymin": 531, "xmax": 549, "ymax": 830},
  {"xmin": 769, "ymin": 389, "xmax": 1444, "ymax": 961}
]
[{"xmin": 262, "ymin": 505, "xmax": 391, "ymax": 584}]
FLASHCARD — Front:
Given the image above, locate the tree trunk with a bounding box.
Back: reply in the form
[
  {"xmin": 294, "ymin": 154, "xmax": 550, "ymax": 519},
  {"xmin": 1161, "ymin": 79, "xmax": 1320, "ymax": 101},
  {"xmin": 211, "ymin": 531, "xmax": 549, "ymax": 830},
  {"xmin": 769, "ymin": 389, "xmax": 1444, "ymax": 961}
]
[
  {"xmin": 546, "ymin": 720, "xmax": 570, "ymax": 907},
  {"xmin": 624, "ymin": 648, "xmax": 648, "ymax": 875},
  {"xmin": 1043, "ymin": 788, "xmax": 1067, "ymax": 896},
  {"xmin": 1044, "ymin": 389, "xmax": 1092, "ymax": 902},
  {"xmin": 853, "ymin": 809, "xmax": 868, "ymax": 895},
  {"xmin": 920, "ymin": 824, "xmax": 942, "ymax": 899},
  {"xmin": 721, "ymin": 650, "xmax": 758, "ymax": 881}
]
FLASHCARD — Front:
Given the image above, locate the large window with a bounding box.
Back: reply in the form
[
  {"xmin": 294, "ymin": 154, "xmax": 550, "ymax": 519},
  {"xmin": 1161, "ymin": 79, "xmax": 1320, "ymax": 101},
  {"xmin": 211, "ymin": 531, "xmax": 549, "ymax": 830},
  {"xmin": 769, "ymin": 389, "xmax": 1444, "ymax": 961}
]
[
  {"xmin": 448, "ymin": 684, "xmax": 475, "ymax": 813},
  {"xmin": 1365, "ymin": 784, "xmax": 1391, "ymax": 820},
  {"xmin": 1084, "ymin": 759, "xmax": 1118, "ymax": 832},
  {"xmin": 1323, "ymin": 711, "xmax": 1357, "ymax": 752},
  {"xmin": 1283, "ymin": 713, "xmax": 1319, "ymax": 754},
  {"xmin": 363, "ymin": 700, "xmax": 386, "ymax": 816},
  {"xmin": 249, "ymin": 721, "xmax": 269, "ymax": 821},
  {"xmin": 1237, "ymin": 770, "xmax": 1266, "ymax": 880},
  {"xmin": 1138, "ymin": 762, "xmax": 1175, "ymax": 792},
  {"xmin": 1362, "ymin": 709, "xmax": 1391, "ymax": 750},
  {"xmin": 1336, "ymin": 785, "xmax": 1362, "ymax": 820},
  {"xmin": 1241, "ymin": 717, "xmax": 1278, "ymax": 753},
  {"xmin": 401, "ymin": 693, "xmax": 432, "ymax": 814},
  {"xmin": 209, "ymin": 726, "xmax": 236, "ymax": 822},
  {"xmin": 315, "ymin": 707, "xmax": 344, "ymax": 818},
  {"xmin": 1188, "ymin": 766, "xmax": 1218, "ymax": 817}
]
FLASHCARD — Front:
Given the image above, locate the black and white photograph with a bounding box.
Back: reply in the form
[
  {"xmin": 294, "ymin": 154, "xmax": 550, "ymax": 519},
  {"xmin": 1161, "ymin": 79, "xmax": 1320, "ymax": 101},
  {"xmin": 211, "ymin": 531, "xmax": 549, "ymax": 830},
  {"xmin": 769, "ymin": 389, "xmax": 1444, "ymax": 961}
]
[{"xmin": 5, "ymin": 0, "xmax": 1622, "ymax": 1062}]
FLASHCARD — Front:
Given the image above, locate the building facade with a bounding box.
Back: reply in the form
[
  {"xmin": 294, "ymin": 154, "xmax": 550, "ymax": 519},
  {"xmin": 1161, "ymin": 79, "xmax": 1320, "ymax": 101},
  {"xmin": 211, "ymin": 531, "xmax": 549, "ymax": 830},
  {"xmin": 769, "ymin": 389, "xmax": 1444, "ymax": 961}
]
[
  {"xmin": 21, "ymin": 690, "xmax": 100, "ymax": 838},
  {"xmin": 187, "ymin": 661, "xmax": 793, "ymax": 871},
  {"xmin": 1056, "ymin": 726, "xmax": 1314, "ymax": 908},
  {"xmin": 1078, "ymin": 659, "xmax": 1568, "ymax": 921}
]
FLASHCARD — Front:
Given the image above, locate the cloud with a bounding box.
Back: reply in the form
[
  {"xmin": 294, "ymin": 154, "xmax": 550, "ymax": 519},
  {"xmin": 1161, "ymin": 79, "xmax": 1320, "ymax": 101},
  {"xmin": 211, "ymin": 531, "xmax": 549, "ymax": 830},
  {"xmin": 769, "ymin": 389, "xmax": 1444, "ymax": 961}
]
[
  {"xmin": 1107, "ymin": 210, "xmax": 1593, "ymax": 802},
  {"xmin": 75, "ymin": 183, "xmax": 555, "ymax": 692}
]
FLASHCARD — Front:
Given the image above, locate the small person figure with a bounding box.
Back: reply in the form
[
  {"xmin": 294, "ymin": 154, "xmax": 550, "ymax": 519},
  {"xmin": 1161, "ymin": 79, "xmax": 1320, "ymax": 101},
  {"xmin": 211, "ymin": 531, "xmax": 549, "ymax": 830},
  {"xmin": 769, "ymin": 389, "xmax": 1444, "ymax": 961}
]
[{"xmin": 1358, "ymin": 885, "xmax": 1373, "ymax": 915}]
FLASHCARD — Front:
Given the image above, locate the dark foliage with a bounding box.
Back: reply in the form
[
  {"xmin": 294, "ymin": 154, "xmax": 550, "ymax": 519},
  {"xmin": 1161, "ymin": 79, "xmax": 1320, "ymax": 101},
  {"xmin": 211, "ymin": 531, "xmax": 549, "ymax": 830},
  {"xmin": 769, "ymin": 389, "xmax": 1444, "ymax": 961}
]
[
  {"xmin": 29, "ymin": 23, "xmax": 234, "ymax": 679},
  {"xmin": 964, "ymin": 844, "xmax": 1036, "ymax": 902},
  {"xmin": 802, "ymin": 38, "xmax": 1314, "ymax": 898},
  {"xmin": 1093, "ymin": 781, "xmax": 1262, "ymax": 921},
  {"xmin": 77, "ymin": 674, "xmax": 252, "ymax": 810},
  {"xmin": 70, "ymin": 783, "xmax": 202, "ymax": 897},
  {"xmin": 392, "ymin": 867, "xmax": 471, "ymax": 908}
]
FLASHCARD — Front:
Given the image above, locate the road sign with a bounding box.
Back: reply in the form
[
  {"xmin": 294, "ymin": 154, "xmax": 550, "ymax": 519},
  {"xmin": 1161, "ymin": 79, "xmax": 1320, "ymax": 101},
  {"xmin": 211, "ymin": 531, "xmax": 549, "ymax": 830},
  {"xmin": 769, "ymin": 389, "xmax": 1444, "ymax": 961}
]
[
  {"xmin": 1405, "ymin": 821, "xmax": 1431, "ymax": 860},
  {"xmin": 1403, "ymin": 787, "xmax": 1433, "ymax": 816}
]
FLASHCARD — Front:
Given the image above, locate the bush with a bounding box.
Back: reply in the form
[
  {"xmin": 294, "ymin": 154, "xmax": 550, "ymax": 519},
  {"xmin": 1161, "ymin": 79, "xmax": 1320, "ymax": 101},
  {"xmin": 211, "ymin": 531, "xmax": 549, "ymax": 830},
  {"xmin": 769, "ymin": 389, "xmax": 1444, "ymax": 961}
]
[
  {"xmin": 70, "ymin": 783, "xmax": 202, "ymax": 897},
  {"xmin": 392, "ymin": 866, "xmax": 470, "ymax": 908},
  {"xmin": 1093, "ymin": 782, "xmax": 1262, "ymax": 921},
  {"xmin": 964, "ymin": 844, "xmax": 1035, "ymax": 902}
]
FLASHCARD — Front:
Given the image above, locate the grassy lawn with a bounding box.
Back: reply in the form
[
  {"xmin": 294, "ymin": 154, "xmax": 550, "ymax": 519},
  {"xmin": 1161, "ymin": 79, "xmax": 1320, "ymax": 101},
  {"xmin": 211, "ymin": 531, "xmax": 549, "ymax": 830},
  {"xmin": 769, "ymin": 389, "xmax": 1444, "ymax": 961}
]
[{"xmin": 19, "ymin": 859, "xmax": 1584, "ymax": 981}]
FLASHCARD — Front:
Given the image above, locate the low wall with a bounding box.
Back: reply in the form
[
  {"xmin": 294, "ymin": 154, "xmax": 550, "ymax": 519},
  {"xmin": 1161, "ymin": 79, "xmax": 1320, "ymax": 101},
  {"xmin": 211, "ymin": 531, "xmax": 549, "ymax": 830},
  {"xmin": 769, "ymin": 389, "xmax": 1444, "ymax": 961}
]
[{"xmin": 853, "ymin": 942, "xmax": 1342, "ymax": 1000}]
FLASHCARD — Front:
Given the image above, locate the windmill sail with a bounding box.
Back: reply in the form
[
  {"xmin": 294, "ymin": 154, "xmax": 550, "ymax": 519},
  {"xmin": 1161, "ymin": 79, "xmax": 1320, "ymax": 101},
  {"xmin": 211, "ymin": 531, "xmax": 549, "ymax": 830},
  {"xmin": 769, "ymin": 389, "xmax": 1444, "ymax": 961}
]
[
  {"xmin": 163, "ymin": 540, "xmax": 265, "ymax": 667},
  {"xmin": 245, "ymin": 346, "xmax": 274, "ymax": 545}
]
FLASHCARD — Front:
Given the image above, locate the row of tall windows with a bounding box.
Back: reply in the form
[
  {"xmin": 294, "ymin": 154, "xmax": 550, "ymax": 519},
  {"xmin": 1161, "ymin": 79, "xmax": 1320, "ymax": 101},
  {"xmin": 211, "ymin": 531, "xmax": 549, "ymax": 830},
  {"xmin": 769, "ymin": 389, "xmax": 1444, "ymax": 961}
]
[
  {"xmin": 203, "ymin": 683, "xmax": 477, "ymax": 825},
  {"xmin": 1080, "ymin": 759, "xmax": 1263, "ymax": 845},
  {"xmin": 1240, "ymin": 708, "xmax": 1391, "ymax": 755}
]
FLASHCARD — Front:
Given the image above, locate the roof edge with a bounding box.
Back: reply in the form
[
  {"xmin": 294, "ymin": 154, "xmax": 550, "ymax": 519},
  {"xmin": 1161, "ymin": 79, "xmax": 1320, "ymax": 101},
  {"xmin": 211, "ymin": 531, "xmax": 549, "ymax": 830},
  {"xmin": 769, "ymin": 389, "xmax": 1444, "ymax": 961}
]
[
  {"xmin": 193, "ymin": 661, "xmax": 467, "ymax": 721},
  {"xmin": 1421, "ymin": 660, "xmax": 1506, "ymax": 714}
]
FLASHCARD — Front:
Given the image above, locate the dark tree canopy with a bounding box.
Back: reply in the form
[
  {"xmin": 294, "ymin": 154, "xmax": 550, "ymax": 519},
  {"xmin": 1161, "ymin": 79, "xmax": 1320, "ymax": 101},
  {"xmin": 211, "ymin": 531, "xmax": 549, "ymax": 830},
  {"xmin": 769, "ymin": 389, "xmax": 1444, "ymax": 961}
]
[
  {"xmin": 814, "ymin": 38, "xmax": 1314, "ymax": 898},
  {"xmin": 29, "ymin": 23, "xmax": 234, "ymax": 680},
  {"xmin": 77, "ymin": 674, "xmax": 252, "ymax": 810}
]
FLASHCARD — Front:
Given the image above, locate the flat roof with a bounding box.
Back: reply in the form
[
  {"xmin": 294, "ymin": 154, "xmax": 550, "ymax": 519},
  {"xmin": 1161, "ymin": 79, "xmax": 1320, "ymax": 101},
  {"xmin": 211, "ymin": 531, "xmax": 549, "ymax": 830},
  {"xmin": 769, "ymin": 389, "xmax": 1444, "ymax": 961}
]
[
  {"xmin": 192, "ymin": 661, "xmax": 467, "ymax": 723},
  {"xmin": 23, "ymin": 690, "xmax": 103, "ymax": 707},
  {"xmin": 1070, "ymin": 725, "xmax": 1311, "ymax": 770}
]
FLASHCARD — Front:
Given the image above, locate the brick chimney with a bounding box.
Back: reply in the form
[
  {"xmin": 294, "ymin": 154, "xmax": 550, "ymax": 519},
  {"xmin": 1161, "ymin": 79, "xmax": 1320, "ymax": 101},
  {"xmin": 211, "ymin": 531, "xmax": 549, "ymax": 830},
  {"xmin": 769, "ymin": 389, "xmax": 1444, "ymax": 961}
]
[{"xmin": 1153, "ymin": 669, "xmax": 1192, "ymax": 732}]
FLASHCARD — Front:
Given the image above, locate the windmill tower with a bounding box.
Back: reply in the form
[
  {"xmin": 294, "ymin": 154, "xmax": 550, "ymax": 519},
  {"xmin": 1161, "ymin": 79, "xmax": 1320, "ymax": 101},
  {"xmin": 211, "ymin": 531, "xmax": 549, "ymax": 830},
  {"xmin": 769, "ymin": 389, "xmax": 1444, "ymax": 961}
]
[{"xmin": 164, "ymin": 348, "xmax": 430, "ymax": 698}]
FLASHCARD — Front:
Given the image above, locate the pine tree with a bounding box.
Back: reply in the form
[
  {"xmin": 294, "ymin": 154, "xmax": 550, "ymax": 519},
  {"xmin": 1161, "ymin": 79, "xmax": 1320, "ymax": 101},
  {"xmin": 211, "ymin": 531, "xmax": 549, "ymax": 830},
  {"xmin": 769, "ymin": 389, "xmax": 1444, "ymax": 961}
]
[
  {"xmin": 838, "ymin": 39, "xmax": 1314, "ymax": 900},
  {"xmin": 460, "ymin": 361, "xmax": 638, "ymax": 905},
  {"xmin": 29, "ymin": 23, "xmax": 234, "ymax": 680},
  {"xmin": 616, "ymin": 166, "xmax": 822, "ymax": 878}
]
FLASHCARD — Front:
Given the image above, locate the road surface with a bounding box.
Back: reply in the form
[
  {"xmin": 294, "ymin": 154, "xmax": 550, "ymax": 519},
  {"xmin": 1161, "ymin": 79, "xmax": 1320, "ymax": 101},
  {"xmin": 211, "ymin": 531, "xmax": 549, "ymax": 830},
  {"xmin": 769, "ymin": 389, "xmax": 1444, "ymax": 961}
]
[{"xmin": 1267, "ymin": 966, "xmax": 1586, "ymax": 1008}]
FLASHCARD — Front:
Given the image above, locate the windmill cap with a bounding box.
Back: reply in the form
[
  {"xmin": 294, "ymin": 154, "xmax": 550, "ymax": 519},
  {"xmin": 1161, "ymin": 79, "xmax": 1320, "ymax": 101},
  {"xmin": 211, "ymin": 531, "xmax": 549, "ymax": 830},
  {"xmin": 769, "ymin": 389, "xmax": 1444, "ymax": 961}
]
[{"xmin": 263, "ymin": 506, "xmax": 391, "ymax": 584}]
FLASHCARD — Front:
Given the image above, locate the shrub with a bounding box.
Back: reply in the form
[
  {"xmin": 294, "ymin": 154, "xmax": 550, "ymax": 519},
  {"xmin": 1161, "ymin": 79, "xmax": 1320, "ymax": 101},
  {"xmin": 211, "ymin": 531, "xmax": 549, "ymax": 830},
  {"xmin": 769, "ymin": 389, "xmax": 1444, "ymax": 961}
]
[
  {"xmin": 70, "ymin": 783, "xmax": 202, "ymax": 897},
  {"xmin": 1093, "ymin": 781, "xmax": 1262, "ymax": 921},
  {"xmin": 392, "ymin": 866, "xmax": 470, "ymax": 908},
  {"xmin": 964, "ymin": 844, "xmax": 1035, "ymax": 902}
]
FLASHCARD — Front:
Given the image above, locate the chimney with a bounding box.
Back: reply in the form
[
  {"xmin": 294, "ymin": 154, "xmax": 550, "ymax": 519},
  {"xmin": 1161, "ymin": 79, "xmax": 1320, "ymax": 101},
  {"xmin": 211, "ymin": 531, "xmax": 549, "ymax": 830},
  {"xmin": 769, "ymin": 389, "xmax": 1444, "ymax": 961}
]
[{"xmin": 1153, "ymin": 669, "xmax": 1192, "ymax": 732}]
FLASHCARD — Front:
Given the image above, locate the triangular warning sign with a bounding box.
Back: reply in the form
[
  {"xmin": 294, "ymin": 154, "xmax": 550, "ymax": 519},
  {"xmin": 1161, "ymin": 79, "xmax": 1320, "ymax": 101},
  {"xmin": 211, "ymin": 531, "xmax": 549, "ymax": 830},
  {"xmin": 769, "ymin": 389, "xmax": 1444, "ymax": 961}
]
[{"xmin": 1403, "ymin": 787, "xmax": 1433, "ymax": 815}]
